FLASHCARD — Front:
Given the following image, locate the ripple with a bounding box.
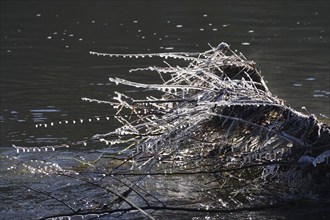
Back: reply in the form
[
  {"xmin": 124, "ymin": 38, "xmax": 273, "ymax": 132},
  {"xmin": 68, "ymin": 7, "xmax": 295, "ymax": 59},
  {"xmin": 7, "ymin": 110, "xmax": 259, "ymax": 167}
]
[
  {"xmin": 313, "ymin": 90, "xmax": 330, "ymax": 97},
  {"xmin": 30, "ymin": 109, "xmax": 61, "ymax": 113}
]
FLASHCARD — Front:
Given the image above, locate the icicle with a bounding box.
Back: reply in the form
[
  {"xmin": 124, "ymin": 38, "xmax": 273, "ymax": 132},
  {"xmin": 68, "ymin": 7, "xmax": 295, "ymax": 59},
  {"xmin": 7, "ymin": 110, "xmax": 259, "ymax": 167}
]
[{"xmin": 13, "ymin": 145, "xmax": 20, "ymax": 153}]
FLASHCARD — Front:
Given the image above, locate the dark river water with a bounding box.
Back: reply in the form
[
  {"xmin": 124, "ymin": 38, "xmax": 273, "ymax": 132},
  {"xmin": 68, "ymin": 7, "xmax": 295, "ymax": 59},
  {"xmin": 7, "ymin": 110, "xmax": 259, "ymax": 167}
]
[{"xmin": 0, "ymin": 1, "xmax": 329, "ymax": 219}]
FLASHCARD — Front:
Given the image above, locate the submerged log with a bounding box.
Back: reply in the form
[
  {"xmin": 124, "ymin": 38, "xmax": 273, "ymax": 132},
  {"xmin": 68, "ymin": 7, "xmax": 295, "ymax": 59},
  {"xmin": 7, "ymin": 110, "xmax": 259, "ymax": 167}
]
[{"xmin": 199, "ymin": 46, "xmax": 330, "ymax": 193}]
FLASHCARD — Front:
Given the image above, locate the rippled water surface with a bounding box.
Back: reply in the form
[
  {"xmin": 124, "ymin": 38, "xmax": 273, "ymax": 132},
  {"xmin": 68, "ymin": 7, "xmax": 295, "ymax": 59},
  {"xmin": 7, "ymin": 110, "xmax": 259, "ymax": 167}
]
[{"xmin": 1, "ymin": 1, "xmax": 329, "ymax": 219}]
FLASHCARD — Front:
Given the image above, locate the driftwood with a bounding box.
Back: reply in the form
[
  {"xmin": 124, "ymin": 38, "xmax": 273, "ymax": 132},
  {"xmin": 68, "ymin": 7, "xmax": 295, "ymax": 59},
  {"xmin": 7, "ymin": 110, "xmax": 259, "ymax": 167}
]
[
  {"xmin": 8, "ymin": 43, "xmax": 330, "ymax": 219},
  {"xmin": 88, "ymin": 43, "xmax": 330, "ymax": 212}
]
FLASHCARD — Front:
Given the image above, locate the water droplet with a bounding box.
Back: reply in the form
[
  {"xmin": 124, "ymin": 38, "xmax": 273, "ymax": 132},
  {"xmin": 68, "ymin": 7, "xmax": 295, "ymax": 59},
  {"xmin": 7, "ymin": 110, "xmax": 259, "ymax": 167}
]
[{"xmin": 176, "ymin": 24, "xmax": 183, "ymax": 28}]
